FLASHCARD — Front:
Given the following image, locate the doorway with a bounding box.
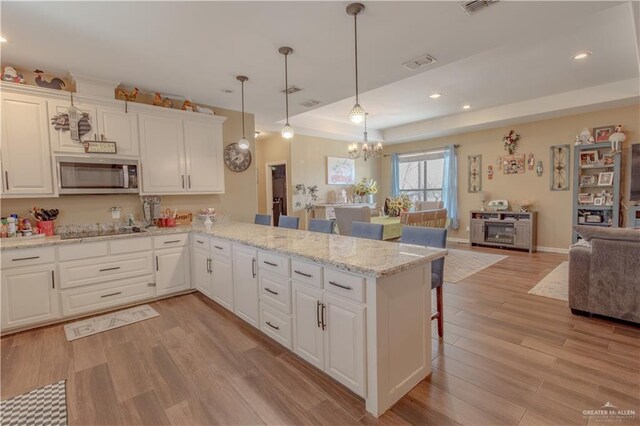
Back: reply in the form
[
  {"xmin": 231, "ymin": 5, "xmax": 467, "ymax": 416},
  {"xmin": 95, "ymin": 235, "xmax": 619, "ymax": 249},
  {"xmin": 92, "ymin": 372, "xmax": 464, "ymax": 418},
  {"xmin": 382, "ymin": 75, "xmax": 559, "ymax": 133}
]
[{"xmin": 266, "ymin": 162, "xmax": 288, "ymax": 226}]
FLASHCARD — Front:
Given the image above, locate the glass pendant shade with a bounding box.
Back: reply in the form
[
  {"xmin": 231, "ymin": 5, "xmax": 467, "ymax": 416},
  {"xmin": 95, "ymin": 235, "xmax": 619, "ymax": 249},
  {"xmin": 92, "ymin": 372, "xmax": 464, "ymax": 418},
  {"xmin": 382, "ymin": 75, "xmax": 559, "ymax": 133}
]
[
  {"xmin": 349, "ymin": 103, "xmax": 366, "ymax": 124},
  {"xmin": 281, "ymin": 123, "xmax": 294, "ymax": 139},
  {"xmin": 238, "ymin": 137, "xmax": 250, "ymax": 150}
]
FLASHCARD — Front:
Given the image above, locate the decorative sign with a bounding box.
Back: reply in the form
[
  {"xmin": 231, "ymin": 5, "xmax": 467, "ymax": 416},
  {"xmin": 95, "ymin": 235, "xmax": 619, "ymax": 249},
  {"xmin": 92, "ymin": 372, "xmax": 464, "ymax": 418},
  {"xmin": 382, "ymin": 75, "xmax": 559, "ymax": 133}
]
[
  {"xmin": 468, "ymin": 154, "xmax": 482, "ymax": 192},
  {"xmin": 83, "ymin": 141, "xmax": 117, "ymax": 154},
  {"xmin": 175, "ymin": 211, "xmax": 193, "ymax": 226},
  {"xmin": 327, "ymin": 157, "xmax": 355, "ymax": 185}
]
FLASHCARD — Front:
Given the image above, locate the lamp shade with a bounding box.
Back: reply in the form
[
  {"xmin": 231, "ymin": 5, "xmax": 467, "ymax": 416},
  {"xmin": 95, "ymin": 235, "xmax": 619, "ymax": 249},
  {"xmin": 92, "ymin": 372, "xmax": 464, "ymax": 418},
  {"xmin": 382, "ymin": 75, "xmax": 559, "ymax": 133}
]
[
  {"xmin": 238, "ymin": 137, "xmax": 250, "ymax": 150},
  {"xmin": 349, "ymin": 103, "xmax": 366, "ymax": 124},
  {"xmin": 281, "ymin": 123, "xmax": 294, "ymax": 139}
]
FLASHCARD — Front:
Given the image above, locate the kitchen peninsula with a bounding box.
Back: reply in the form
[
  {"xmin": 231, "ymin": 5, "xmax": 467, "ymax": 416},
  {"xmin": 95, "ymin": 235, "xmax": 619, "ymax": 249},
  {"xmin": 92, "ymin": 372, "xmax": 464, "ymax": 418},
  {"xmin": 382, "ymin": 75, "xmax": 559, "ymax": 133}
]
[{"xmin": 0, "ymin": 222, "xmax": 446, "ymax": 417}]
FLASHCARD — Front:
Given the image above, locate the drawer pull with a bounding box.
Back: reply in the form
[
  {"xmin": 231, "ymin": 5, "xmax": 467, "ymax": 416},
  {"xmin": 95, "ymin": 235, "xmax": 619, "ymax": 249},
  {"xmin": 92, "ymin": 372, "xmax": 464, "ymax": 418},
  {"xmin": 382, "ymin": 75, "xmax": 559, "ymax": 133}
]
[
  {"xmin": 196, "ymin": 240, "xmax": 205, "ymax": 244},
  {"xmin": 265, "ymin": 321, "xmax": 280, "ymax": 330},
  {"xmin": 12, "ymin": 256, "xmax": 40, "ymax": 262},
  {"xmin": 164, "ymin": 240, "xmax": 181, "ymax": 244},
  {"xmin": 214, "ymin": 245, "xmax": 224, "ymax": 250},
  {"xmin": 263, "ymin": 261, "xmax": 278, "ymax": 267},
  {"xmin": 264, "ymin": 287, "xmax": 279, "ymax": 296},
  {"xmin": 101, "ymin": 291, "xmax": 122, "ymax": 298},
  {"xmin": 294, "ymin": 270, "xmax": 312, "ymax": 278},
  {"xmin": 328, "ymin": 281, "xmax": 353, "ymax": 291},
  {"xmin": 99, "ymin": 267, "xmax": 121, "ymax": 272}
]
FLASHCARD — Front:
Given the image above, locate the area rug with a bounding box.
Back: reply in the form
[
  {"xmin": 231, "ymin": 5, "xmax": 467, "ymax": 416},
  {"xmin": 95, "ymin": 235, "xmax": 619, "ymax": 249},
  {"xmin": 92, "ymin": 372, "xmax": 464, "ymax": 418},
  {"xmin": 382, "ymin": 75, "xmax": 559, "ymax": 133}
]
[
  {"xmin": 444, "ymin": 248, "xmax": 508, "ymax": 283},
  {"xmin": 64, "ymin": 304, "xmax": 159, "ymax": 341},
  {"xmin": 528, "ymin": 261, "xmax": 568, "ymax": 302},
  {"xmin": 0, "ymin": 380, "xmax": 67, "ymax": 426}
]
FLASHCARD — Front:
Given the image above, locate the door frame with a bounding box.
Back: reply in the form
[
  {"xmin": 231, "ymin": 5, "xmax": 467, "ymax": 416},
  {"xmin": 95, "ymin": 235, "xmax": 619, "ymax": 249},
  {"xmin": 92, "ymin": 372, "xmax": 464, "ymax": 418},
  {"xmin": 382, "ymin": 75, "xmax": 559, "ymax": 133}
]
[{"xmin": 265, "ymin": 161, "xmax": 290, "ymax": 215}]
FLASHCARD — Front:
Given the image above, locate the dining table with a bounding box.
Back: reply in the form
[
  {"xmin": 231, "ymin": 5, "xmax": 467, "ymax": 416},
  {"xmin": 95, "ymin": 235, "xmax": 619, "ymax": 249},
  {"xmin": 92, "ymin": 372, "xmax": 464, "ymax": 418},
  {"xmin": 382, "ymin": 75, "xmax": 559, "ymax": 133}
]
[{"xmin": 371, "ymin": 215, "xmax": 403, "ymax": 240}]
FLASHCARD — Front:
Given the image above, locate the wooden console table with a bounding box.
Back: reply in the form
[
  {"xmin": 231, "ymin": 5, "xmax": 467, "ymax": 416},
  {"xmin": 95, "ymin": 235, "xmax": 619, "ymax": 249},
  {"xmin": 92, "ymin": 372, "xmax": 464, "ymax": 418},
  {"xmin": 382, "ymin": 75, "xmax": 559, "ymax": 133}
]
[{"xmin": 469, "ymin": 210, "xmax": 537, "ymax": 253}]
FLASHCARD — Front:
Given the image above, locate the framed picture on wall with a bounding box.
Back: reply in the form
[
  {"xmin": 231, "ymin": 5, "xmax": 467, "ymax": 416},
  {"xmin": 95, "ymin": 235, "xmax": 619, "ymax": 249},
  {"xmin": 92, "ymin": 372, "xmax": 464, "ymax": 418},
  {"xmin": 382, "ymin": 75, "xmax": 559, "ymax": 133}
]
[
  {"xmin": 593, "ymin": 125, "xmax": 614, "ymax": 142},
  {"xmin": 502, "ymin": 154, "xmax": 525, "ymax": 174},
  {"xmin": 326, "ymin": 157, "xmax": 356, "ymax": 185}
]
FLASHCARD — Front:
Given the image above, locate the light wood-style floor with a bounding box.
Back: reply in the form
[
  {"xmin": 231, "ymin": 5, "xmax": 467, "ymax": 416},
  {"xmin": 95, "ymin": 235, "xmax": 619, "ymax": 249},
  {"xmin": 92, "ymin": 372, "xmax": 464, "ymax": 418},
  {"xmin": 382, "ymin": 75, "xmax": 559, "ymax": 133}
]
[{"xmin": 1, "ymin": 244, "xmax": 639, "ymax": 425}]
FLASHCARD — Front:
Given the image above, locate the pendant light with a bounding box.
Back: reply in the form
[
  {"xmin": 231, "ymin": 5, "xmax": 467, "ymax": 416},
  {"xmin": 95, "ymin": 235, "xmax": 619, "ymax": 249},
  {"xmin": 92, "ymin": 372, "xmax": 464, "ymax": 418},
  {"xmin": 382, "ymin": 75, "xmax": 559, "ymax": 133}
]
[
  {"xmin": 279, "ymin": 46, "xmax": 295, "ymax": 139},
  {"xmin": 347, "ymin": 3, "xmax": 366, "ymax": 124},
  {"xmin": 236, "ymin": 75, "xmax": 250, "ymax": 150}
]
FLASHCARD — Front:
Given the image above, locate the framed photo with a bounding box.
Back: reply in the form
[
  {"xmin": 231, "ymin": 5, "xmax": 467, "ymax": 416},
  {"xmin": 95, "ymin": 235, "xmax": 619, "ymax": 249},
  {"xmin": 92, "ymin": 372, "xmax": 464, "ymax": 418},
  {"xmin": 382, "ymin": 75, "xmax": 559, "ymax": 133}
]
[
  {"xmin": 597, "ymin": 171, "xmax": 614, "ymax": 186},
  {"xmin": 502, "ymin": 154, "xmax": 525, "ymax": 174},
  {"xmin": 580, "ymin": 175, "xmax": 596, "ymax": 186},
  {"xmin": 578, "ymin": 193, "xmax": 594, "ymax": 205},
  {"xmin": 326, "ymin": 157, "xmax": 355, "ymax": 185},
  {"xmin": 593, "ymin": 125, "xmax": 614, "ymax": 142},
  {"xmin": 579, "ymin": 150, "xmax": 599, "ymax": 167},
  {"xmin": 593, "ymin": 197, "xmax": 604, "ymax": 206}
]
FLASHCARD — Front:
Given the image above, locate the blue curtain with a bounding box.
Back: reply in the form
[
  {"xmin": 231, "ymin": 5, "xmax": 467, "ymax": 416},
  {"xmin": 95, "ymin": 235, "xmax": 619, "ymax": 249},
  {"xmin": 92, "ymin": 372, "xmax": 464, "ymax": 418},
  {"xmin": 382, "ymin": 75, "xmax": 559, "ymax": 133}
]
[
  {"xmin": 391, "ymin": 153, "xmax": 400, "ymax": 196},
  {"xmin": 442, "ymin": 145, "xmax": 459, "ymax": 230}
]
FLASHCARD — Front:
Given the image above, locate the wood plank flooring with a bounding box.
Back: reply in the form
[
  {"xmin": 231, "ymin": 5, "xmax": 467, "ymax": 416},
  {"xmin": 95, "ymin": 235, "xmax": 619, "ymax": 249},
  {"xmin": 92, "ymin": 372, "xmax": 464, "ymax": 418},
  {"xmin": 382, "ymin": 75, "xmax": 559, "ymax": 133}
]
[{"xmin": 1, "ymin": 244, "xmax": 639, "ymax": 425}]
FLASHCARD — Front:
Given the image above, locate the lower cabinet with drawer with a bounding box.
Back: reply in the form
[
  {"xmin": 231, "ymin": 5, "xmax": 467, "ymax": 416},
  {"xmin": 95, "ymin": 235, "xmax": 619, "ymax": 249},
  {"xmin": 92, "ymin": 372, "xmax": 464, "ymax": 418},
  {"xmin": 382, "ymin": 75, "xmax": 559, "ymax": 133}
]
[{"xmin": 259, "ymin": 302, "xmax": 292, "ymax": 349}]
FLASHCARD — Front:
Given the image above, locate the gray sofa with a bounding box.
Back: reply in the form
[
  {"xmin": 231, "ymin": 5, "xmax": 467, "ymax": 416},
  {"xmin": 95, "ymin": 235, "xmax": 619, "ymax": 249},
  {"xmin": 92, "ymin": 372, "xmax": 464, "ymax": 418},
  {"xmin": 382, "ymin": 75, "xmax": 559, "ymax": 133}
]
[{"xmin": 569, "ymin": 226, "xmax": 640, "ymax": 324}]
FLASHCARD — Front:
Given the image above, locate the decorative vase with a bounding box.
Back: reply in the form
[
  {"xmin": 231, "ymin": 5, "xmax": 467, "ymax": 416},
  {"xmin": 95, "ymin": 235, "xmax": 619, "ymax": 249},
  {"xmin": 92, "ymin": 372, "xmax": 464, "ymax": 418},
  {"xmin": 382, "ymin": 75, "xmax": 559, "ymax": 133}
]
[{"xmin": 366, "ymin": 194, "xmax": 374, "ymax": 204}]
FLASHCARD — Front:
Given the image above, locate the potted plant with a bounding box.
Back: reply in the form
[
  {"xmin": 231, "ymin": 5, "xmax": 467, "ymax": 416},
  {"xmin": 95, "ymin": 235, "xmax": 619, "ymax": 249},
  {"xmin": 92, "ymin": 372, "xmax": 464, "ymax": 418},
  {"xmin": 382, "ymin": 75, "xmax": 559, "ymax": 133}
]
[{"xmin": 352, "ymin": 178, "xmax": 378, "ymax": 203}]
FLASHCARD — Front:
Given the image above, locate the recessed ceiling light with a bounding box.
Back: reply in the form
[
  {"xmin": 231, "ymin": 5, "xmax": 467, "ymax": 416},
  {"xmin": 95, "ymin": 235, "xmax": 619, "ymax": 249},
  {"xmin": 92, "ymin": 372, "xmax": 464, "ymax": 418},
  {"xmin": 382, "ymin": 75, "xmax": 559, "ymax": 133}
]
[
  {"xmin": 573, "ymin": 51, "xmax": 592, "ymax": 60},
  {"xmin": 0, "ymin": 36, "xmax": 6, "ymax": 43},
  {"xmin": 429, "ymin": 93, "xmax": 442, "ymax": 99},
  {"xmin": 463, "ymin": 104, "xmax": 471, "ymax": 110}
]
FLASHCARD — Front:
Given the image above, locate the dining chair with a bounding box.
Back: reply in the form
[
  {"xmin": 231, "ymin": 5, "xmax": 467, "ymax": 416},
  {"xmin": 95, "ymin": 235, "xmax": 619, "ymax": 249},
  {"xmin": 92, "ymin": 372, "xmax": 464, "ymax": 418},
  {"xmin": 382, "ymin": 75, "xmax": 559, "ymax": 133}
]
[
  {"xmin": 334, "ymin": 206, "xmax": 371, "ymax": 236},
  {"xmin": 351, "ymin": 221, "xmax": 384, "ymax": 241},
  {"xmin": 255, "ymin": 214, "xmax": 271, "ymax": 226},
  {"xmin": 401, "ymin": 226, "xmax": 448, "ymax": 338},
  {"xmin": 308, "ymin": 219, "xmax": 334, "ymax": 234},
  {"xmin": 278, "ymin": 215, "xmax": 300, "ymax": 230}
]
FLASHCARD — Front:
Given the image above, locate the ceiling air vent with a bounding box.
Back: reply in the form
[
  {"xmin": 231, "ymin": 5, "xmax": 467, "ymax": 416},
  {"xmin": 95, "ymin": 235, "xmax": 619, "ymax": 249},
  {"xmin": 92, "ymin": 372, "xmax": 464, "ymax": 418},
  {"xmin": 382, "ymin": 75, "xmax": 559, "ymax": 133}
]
[
  {"xmin": 300, "ymin": 99, "xmax": 321, "ymax": 108},
  {"xmin": 461, "ymin": 0, "xmax": 500, "ymax": 15},
  {"xmin": 402, "ymin": 54, "xmax": 437, "ymax": 71},
  {"xmin": 281, "ymin": 86, "xmax": 302, "ymax": 94}
]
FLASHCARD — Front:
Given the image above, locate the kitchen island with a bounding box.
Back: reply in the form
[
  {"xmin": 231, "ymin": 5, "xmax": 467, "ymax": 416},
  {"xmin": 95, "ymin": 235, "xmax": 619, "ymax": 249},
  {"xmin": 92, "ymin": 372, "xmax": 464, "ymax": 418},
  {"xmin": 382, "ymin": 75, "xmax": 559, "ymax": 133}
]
[{"xmin": 1, "ymin": 221, "xmax": 446, "ymax": 417}]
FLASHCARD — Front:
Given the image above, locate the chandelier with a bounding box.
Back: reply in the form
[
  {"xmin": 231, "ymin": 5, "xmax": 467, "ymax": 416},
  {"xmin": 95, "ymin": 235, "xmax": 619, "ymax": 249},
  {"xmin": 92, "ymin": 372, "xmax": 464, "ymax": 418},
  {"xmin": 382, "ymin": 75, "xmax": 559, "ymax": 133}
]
[{"xmin": 348, "ymin": 113, "xmax": 382, "ymax": 161}]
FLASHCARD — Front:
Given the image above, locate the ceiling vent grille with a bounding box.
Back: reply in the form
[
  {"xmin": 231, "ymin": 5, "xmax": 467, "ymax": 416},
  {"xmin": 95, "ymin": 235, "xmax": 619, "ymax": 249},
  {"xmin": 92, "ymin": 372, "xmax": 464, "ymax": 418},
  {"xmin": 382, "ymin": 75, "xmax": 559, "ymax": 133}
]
[
  {"xmin": 461, "ymin": 0, "xmax": 500, "ymax": 15},
  {"xmin": 281, "ymin": 86, "xmax": 302, "ymax": 94},
  {"xmin": 300, "ymin": 99, "xmax": 321, "ymax": 108},
  {"xmin": 402, "ymin": 54, "xmax": 437, "ymax": 71}
]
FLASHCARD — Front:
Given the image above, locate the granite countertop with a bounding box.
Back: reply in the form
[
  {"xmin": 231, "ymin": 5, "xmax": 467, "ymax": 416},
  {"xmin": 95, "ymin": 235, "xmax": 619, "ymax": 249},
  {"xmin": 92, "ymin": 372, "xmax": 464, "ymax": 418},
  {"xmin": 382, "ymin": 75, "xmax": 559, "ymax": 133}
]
[{"xmin": 1, "ymin": 222, "xmax": 446, "ymax": 278}]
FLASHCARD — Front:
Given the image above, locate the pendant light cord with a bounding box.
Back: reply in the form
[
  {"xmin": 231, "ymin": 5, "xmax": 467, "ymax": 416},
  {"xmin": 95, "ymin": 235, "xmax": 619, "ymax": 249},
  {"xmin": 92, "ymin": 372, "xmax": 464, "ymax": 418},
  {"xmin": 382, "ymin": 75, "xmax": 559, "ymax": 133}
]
[
  {"xmin": 241, "ymin": 80, "xmax": 246, "ymax": 139},
  {"xmin": 354, "ymin": 13, "xmax": 359, "ymax": 104},
  {"xmin": 285, "ymin": 53, "xmax": 290, "ymax": 122}
]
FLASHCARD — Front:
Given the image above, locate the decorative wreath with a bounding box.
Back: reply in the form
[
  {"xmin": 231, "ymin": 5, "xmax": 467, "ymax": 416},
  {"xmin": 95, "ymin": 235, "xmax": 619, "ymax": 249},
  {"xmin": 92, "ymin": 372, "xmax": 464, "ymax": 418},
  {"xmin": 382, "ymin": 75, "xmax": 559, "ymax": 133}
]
[
  {"xmin": 503, "ymin": 130, "xmax": 520, "ymax": 154},
  {"xmin": 51, "ymin": 112, "xmax": 92, "ymax": 140}
]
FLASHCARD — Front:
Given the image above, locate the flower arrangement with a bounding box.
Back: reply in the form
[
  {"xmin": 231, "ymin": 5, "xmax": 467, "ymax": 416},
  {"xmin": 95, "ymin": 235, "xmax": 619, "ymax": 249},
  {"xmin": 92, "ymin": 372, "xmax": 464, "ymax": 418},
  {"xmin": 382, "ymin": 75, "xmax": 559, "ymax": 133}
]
[
  {"xmin": 384, "ymin": 194, "xmax": 413, "ymax": 217},
  {"xmin": 352, "ymin": 178, "xmax": 378, "ymax": 196},
  {"xmin": 294, "ymin": 183, "xmax": 319, "ymax": 213},
  {"xmin": 503, "ymin": 130, "xmax": 520, "ymax": 154}
]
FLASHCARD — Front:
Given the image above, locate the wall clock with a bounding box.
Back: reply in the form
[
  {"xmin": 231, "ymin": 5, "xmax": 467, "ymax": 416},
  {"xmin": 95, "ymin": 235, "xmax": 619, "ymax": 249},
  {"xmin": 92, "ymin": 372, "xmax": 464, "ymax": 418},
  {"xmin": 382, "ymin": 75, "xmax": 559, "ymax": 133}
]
[
  {"xmin": 550, "ymin": 144, "xmax": 570, "ymax": 191},
  {"xmin": 468, "ymin": 154, "xmax": 482, "ymax": 192},
  {"xmin": 224, "ymin": 143, "xmax": 252, "ymax": 172}
]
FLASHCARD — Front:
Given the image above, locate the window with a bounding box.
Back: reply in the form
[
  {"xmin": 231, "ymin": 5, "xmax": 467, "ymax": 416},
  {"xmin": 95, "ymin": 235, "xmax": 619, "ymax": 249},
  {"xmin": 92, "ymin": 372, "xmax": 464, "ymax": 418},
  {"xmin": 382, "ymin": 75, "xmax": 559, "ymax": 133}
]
[{"xmin": 398, "ymin": 150, "xmax": 444, "ymax": 203}]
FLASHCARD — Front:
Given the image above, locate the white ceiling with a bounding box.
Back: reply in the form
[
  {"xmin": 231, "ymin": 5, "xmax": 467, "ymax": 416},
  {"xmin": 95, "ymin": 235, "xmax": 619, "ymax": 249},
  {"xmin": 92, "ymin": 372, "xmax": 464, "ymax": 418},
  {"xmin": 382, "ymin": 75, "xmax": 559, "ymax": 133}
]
[{"xmin": 2, "ymin": 1, "xmax": 638, "ymax": 143}]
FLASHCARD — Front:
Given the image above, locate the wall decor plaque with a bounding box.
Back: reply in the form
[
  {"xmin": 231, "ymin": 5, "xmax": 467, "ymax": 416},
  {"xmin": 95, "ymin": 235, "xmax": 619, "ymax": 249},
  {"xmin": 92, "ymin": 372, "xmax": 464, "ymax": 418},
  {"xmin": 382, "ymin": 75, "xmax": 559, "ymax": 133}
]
[
  {"xmin": 83, "ymin": 141, "xmax": 117, "ymax": 154},
  {"xmin": 468, "ymin": 154, "xmax": 482, "ymax": 192},
  {"xmin": 550, "ymin": 144, "xmax": 570, "ymax": 191}
]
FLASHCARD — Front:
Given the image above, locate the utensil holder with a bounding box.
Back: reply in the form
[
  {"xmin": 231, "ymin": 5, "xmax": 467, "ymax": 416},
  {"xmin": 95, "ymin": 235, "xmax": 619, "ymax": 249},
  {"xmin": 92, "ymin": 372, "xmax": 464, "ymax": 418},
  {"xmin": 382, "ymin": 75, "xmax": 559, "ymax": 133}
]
[{"xmin": 37, "ymin": 221, "xmax": 55, "ymax": 236}]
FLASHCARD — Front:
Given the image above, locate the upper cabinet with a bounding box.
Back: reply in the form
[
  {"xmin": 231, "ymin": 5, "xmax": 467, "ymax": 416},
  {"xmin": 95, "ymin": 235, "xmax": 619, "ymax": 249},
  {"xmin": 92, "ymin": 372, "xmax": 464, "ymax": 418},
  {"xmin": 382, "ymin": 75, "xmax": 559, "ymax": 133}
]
[
  {"xmin": 1, "ymin": 93, "xmax": 55, "ymax": 197},
  {"xmin": 139, "ymin": 113, "xmax": 225, "ymax": 195},
  {"xmin": 47, "ymin": 99, "xmax": 97, "ymax": 154},
  {"xmin": 95, "ymin": 106, "xmax": 139, "ymax": 157}
]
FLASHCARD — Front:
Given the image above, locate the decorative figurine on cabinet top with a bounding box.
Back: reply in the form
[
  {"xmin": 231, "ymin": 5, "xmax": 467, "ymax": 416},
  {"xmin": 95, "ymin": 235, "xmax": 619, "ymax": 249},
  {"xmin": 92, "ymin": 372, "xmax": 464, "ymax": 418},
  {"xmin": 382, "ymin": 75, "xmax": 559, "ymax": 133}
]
[
  {"xmin": 1, "ymin": 66, "xmax": 25, "ymax": 84},
  {"xmin": 34, "ymin": 69, "xmax": 66, "ymax": 90}
]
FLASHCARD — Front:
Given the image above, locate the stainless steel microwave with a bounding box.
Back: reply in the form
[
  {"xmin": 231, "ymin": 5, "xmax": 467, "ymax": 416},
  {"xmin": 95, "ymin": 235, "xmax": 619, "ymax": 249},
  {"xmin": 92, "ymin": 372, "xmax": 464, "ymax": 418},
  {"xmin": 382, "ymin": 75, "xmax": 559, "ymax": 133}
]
[{"xmin": 56, "ymin": 156, "xmax": 139, "ymax": 194}]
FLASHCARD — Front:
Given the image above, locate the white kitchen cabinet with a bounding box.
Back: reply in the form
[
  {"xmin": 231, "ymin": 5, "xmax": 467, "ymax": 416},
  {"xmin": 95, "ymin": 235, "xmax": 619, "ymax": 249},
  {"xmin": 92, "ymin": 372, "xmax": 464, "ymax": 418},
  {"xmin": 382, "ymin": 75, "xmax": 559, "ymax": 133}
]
[
  {"xmin": 233, "ymin": 246, "xmax": 259, "ymax": 327},
  {"xmin": 191, "ymin": 245, "xmax": 212, "ymax": 297},
  {"xmin": 211, "ymin": 255, "xmax": 234, "ymax": 311},
  {"xmin": 1, "ymin": 264, "xmax": 59, "ymax": 330},
  {"xmin": 138, "ymin": 114, "xmax": 186, "ymax": 194},
  {"xmin": 323, "ymin": 292, "xmax": 366, "ymax": 396},
  {"xmin": 47, "ymin": 99, "xmax": 97, "ymax": 153},
  {"xmin": 155, "ymin": 246, "xmax": 191, "ymax": 296},
  {"xmin": 292, "ymin": 283, "xmax": 325, "ymax": 370},
  {"xmin": 184, "ymin": 119, "xmax": 224, "ymax": 193},
  {"xmin": 96, "ymin": 106, "xmax": 139, "ymax": 156},
  {"xmin": 0, "ymin": 93, "xmax": 55, "ymax": 197}
]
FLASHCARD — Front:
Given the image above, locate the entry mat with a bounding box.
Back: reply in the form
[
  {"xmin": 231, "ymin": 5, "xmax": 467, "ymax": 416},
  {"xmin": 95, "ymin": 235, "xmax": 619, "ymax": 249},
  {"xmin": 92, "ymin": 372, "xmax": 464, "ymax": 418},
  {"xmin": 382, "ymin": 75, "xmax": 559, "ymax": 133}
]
[
  {"xmin": 64, "ymin": 304, "xmax": 159, "ymax": 341},
  {"xmin": 0, "ymin": 380, "xmax": 67, "ymax": 426}
]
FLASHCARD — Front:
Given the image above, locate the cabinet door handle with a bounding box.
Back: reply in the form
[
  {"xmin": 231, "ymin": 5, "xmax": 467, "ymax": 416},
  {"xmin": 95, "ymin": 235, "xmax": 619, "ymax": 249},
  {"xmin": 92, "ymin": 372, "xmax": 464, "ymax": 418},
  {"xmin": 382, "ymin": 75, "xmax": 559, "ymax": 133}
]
[
  {"xmin": 164, "ymin": 240, "xmax": 180, "ymax": 244},
  {"xmin": 316, "ymin": 300, "xmax": 321, "ymax": 328},
  {"xmin": 321, "ymin": 303, "xmax": 327, "ymax": 330},
  {"xmin": 214, "ymin": 245, "xmax": 224, "ymax": 250},
  {"xmin": 188, "ymin": 175, "xmax": 191, "ymax": 189},
  {"xmin": 99, "ymin": 266, "xmax": 121, "ymax": 272},
  {"xmin": 101, "ymin": 292, "xmax": 122, "ymax": 298},
  {"xmin": 265, "ymin": 321, "xmax": 280, "ymax": 330},
  {"xmin": 328, "ymin": 281, "xmax": 353, "ymax": 291},
  {"xmin": 156, "ymin": 256, "xmax": 159, "ymax": 271},
  {"xmin": 264, "ymin": 287, "xmax": 279, "ymax": 296},
  {"xmin": 51, "ymin": 270, "xmax": 55, "ymax": 289},
  {"xmin": 252, "ymin": 258, "xmax": 256, "ymax": 278},
  {"xmin": 4, "ymin": 171, "xmax": 8, "ymax": 191},
  {"xmin": 11, "ymin": 256, "xmax": 40, "ymax": 262},
  {"xmin": 294, "ymin": 270, "xmax": 312, "ymax": 278},
  {"xmin": 263, "ymin": 261, "xmax": 278, "ymax": 267},
  {"xmin": 181, "ymin": 175, "xmax": 185, "ymax": 189},
  {"xmin": 208, "ymin": 258, "xmax": 213, "ymax": 274}
]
